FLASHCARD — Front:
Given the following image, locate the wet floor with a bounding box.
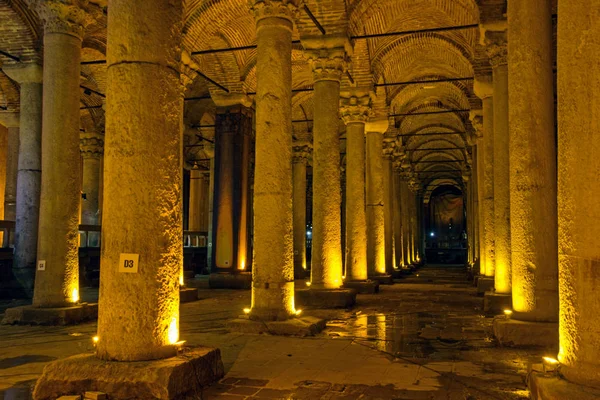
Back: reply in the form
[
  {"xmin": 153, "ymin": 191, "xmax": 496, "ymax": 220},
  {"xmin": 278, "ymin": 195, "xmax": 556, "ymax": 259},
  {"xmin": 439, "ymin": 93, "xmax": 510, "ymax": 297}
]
[{"xmin": 0, "ymin": 264, "xmax": 547, "ymax": 399}]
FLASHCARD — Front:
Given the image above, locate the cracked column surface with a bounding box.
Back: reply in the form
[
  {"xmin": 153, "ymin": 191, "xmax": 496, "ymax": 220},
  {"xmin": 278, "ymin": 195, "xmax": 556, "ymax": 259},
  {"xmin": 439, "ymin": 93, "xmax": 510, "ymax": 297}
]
[
  {"xmin": 3, "ymin": 64, "xmax": 43, "ymax": 295},
  {"xmin": 292, "ymin": 142, "xmax": 310, "ymax": 279},
  {"xmin": 557, "ymin": 0, "xmax": 600, "ymax": 387},
  {"xmin": 249, "ymin": 0, "xmax": 298, "ymax": 321},
  {"xmin": 33, "ymin": 4, "xmax": 89, "ymax": 308},
  {"xmin": 366, "ymin": 120, "xmax": 388, "ymax": 277},
  {"xmin": 340, "ymin": 93, "xmax": 370, "ymax": 282},
  {"xmin": 0, "ymin": 113, "xmax": 19, "ymax": 222},
  {"xmin": 488, "ymin": 42, "xmax": 511, "ymax": 294},
  {"xmin": 305, "ymin": 37, "xmax": 348, "ymax": 289},
  {"xmin": 97, "ymin": 0, "xmax": 184, "ymax": 361},
  {"xmin": 508, "ymin": 0, "xmax": 557, "ymax": 323}
]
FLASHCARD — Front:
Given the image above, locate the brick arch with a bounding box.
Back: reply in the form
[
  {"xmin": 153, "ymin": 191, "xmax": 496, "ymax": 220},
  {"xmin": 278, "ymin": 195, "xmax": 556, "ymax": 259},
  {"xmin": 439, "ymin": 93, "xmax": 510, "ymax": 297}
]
[
  {"xmin": 423, "ymin": 178, "xmax": 463, "ymax": 201},
  {"xmin": 0, "ymin": 0, "xmax": 41, "ymax": 64}
]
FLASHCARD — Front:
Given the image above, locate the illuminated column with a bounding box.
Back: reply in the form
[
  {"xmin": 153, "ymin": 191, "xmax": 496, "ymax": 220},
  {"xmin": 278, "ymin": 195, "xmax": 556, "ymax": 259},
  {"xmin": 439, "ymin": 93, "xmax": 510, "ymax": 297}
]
[
  {"xmin": 200, "ymin": 171, "xmax": 211, "ymax": 231},
  {"xmin": 211, "ymin": 100, "xmax": 253, "ymax": 274},
  {"xmin": 188, "ymin": 168, "xmax": 204, "ymax": 231},
  {"xmin": 0, "ymin": 113, "xmax": 19, "ymax": 221},
  {"xmin": 487, "ymin": 39, "xmax": 511, "ymax": 294},
  {"xmin": 3, "ymin": 64, "xmax": 43, "ymax": 295},
  {"xmin": 340, "ymin": 93, "xmax": 369, "ymax": 282},
  {"xmin": 32, "ymin": 4, "xmax": 90, "ymax": 308},
  {"xmin": 292, "ymin": 142, "xmax": 310, "ymax": 279},
  {"xmin": 97, "ymin": 0, "xmax": 184, "ymax": 360},
  {"xmin": 383, "ymin": 139, "xmax": 395, "ymax": 274},
  {"xmin": 472, "ymin": 142, "xmax": 481, "ymax": 267},
  {"xmin": 400, "ymin": 175, "xmax": 411, "ymax": 267},
  {"xmin": 366, "ymin": 119, "xmax": 388, "ymax": 277},
  {"xmin": 392, "ymin": 164, "xmax": 404, "ymax": 268},
  {"xmin": 464, "ymin": 171, "xmax": 473, "ymax": 265},
  {"xmin": 249, "ymin": 0, "xmax": 297, "ymax": 320},
  {"xmin": 408, "ymin": 183, "xmax": 417, "ymax": 263},
  {"xmin": 508, "ymin": 0, "xmax": 557, "ymax": 323},
  {"xmin": 305, "ymin": 37, "xmax": 348, "ymax": 289},
  {"xmin": 80, "ymin": 133, "xmax": 103, "ymax": 225},
  {"xmin": 556, "ymin": 0, "xmax": 600, "ymax": 387}
]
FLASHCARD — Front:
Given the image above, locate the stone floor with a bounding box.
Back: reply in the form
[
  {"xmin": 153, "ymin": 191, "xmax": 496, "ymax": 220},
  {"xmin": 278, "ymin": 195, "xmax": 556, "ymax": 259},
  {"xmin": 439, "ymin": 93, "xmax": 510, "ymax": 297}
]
[{"xmin": 0, "ymin": 264, "xmax": 550, "ymax": 399}]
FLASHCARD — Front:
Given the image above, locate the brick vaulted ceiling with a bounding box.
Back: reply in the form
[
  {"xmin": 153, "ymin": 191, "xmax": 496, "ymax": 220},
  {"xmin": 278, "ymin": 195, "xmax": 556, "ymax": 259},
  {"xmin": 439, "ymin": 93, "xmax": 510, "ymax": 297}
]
[{"xmin": 0, "ymin": 0, "xmax": 511, "ymax": 190}]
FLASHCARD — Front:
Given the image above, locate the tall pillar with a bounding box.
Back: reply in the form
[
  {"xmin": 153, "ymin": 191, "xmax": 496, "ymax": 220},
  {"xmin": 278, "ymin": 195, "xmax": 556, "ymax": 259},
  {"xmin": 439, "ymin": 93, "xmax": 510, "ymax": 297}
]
[
  {"xmin": 408, "ymin": 184, "xmax": 417, "ymax": 263},
  {"xmin": 305, "ymin": 37, "xmax": 348, "ymax": 290},
  {"xmin": 555, "ymin": 0, "xmax": 600, "ymax": 388},
  {"xmin": 400, "ymin": 176, "xmax": 411, "ymax": 267},
  {"xmin": 340, "ymin": 93, "xmax": 369, "ymax": 283},
  {"xmin": 200, "ymin": 171, "xmax": 211, "ymax": 231},
  {"xmin": 0, "ymin": 113, "xmax": 19, "ymax": 221},
  {"xmin": 382, "ymin": 139, "xmax": 395, "ymax": 274},
  {"xmin": 487, "ymin": 39, "xmax": 511, "ymax": 295},
  {"xmin": 472, "ymin": 144, "xmax": 480, "ymax": 268},
  {"xmin": 366, "ymin": 120, "xmax": 388, "ymax": 278},
  {"xmin": 80, "ymin": 133, "xmax": 103, "ymax": 225},
  {"xmin": 464, "ymin": 172, "xmax": 473, "ymax": 265},
  {"xmin": 3, "ymin": 64, "xmax": 43, "ymax": 297},
  {"xmin": 188, "ymin": 169, "xmax": 204, "ymax": 232},
  {"xmin": 392, "ymin": 167, "xmax": 404, "ymax": 269},
  {"xmin": 249, "ymin": 0, "xmax": 298, "ymax": 320},
  {"xmin": 292, "ymin": 142, "xmax": 310, "ymax": 279},
  {"xmin": 508, "ymin": 0, "xmax": 557, "ymax": 324}
]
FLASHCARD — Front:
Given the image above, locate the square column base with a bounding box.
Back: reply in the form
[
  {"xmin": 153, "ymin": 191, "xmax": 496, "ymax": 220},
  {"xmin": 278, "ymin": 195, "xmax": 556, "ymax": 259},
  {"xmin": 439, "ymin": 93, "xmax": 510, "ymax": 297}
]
[
  {"xmin": 1, "ymin": 303, "xmax": 98, "ymax": 325},
  {"xmin": 484, "ymin": 291, "xmax": 512, "ymax": 314},
  {"xmin": 227, "ymin": 315, "xmax": 326, "ymax": 337},
  {"xmin": 208, "ymin": 272, "xmax": 252, "ymax": 289},
  {"xmin": 370, "ymin": 274, "xmax": 394, "ymax": 285},
  {"xmin": 32, "ymin": 347, "xmax": 224, "ymax": 400},
  {"xmin": 343, "ymin": 280, "xmax": 379, "ymax": 294},
  {"xmin": 295, "ymin": 288, "xmax": 357, "ymax": 309},
  {"xmin": 493, "ymin": 317, "xmax": 558, "ymax": 348},
  {"xmin": 476, "ymin": 277, "xmax": 494, "ymax": 295},
  {"xmin": 179, "ymin": 287, "xmax": 199, "ymax": 303},
  {"xmin": 528, "ymin": 366, "xmax": 600, "ymax": 400}
]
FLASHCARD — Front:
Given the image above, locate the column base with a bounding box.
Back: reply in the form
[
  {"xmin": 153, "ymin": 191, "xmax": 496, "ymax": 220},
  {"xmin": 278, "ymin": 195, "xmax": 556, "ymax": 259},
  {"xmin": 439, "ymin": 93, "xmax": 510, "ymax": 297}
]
[
  {"xmin": 493, "ymin": 317, "xmax": 558, "ymax": 348},
  {"xmin": 343, "ymin": 280, "xmax": 379, "ymax": 294},
  {"xmin": 179, "ymin": 287, "xmax": 199, "ymax": 303},
  {"xmin": 208, "ymin": 272, "xmax": 252, "ymax": 289},
  {"xmin": 369, "ymin": 274, "xmax": 394, "ymax": 285},
  {"xmin": 528, "ymin": 365, "xmax": 600, "ymax": 400},
  {"xmin": 1, "ymin": 303, "xmax": 98, "ymax": 325},
  {"xmin": 227, "ymin": 315, "xmax": 326, "ymax": 337},
  {"xmin": 32, "ymin": 347, "xmax": 224, "ymax": 400},
  {"xmin": 295, "ymin": 288, "xmax": 357, "ymax": 309},
  {"xmin": 476, "ymin": 277, "xmax": 494, "ymax": 295},
  {"xmin": 484, "ymin": 291, "xmax": 512, "ymax": 314}
]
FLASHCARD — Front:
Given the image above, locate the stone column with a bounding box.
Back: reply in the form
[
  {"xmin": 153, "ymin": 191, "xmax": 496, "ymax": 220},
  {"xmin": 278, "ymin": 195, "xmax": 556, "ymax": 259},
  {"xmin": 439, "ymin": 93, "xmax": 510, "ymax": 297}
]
[
  {"xmin": 472, "ymin": 143, "xmax": 480, "ymax": 269},
  {"xmin": 32, "ymin": 4, "xmax": 90, "ymax": 308},
  {"xmin": 0, "ymin": 113, "xmax": 19, "ymax": 221},
  {"xmin": 408, "ymin": 184, "xmax": 417, "ymax": 263},
  {"xmin": 3, "ymin": 64, "xmax": 43, "ymax": 297},
  {"xmin": 80, "ymin": 133, "xmax": 103, "ymax": 247},
  {"xmin": 487, "ymin": 39, "xmax": 511, "ymax": 295},
  {"xmin": 392, "ymin": 165, "xmax": 404, "ymax": 268},
  {"xmin": 340, "ymin": 93, "xmax": 370, "ymax": 283},
  {"xmin": 188, "ymin": 168, "xmax": 204, "ymax": 232},
  {"xmin": 97, "ymin": 0, "xmax": 185, "ymax": 360},
  {"xmin": 464, "ymin": 171, "xmax": 473, "ymax": 265},
  {"xmin": 249, "ymin": 0, "xmax": 298, "ymax": 320},
  {"xmin": 305, "ymin": 37, "xmax": 348, "ymax": 290},
  {"xmin": 400, "ymin": 176, "xmax": 411, "ymax": 267},
  {"xmin": 508, "ymin": 0, "xmax": 557, "ymax": 324},
  {"xmin": 292, "ymin": 142, "xmax": 310, "ymax": 279},
  {"xmin": 555, "ymin": 0, "xmax": 600, "ymax": 388},
  {"xmin": 383, "ymin": 139, "xmax": 395, "ymax": 275},
  {"xmin": 366, "ymin": 119, "xmax": 388, "ymax": 278},
  {"xmin": 200, "ymin": 171, "xmax": 211, "ymax": 231}
]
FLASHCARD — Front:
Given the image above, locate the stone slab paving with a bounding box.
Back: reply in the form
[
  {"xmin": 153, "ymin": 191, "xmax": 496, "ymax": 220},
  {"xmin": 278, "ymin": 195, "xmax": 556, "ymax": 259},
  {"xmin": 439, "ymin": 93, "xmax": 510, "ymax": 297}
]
[{"xmin": 0, "ymin": 265, "xmax": 546, "ymax": 399}]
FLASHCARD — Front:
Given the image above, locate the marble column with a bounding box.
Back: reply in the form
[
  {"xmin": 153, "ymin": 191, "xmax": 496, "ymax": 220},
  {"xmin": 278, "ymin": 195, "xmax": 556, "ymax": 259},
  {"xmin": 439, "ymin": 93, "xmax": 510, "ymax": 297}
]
[
  {"xmin": 464, "ymin": 171, "xmax": 473, "ymax": 265},
  {"xmin": 392, "ymin": 167, "xmax": 404, "ymax": 268},
  {"xmin": 508, "ymin": 0, "xmax": 557, "ymax": 323},
  {"xmin": 80, "ymin": 133, "xmax": 103, "ymax": 247},
  {"xmin": 383, "ymin": 139, "xmax": 395, "ymax": 274},
  {"xmin": 249, "ymin": 0, "xmax": 298, "ymax": 320},
  {"xmin": 472, "ymin": 144, "xmax": 480, "ymax": 267},
  {"xmin": 340, "ymin": 93, "xmax": 370, "ymax": 282},
  {"xmin": 292, "ymin": 142, "xmax": 310, "ymax": 279},
  {"xmin": 556, "ymin": 0, "xmax": 600, "ymax": 387},
  {"xmin": 97, "ymin": 0, "xmax": 184, "ymax": 360},
  {"xmin": 188, "ymin": 168, "xmax": 204, "ymax": 232},
  {"xmin": 200, "ymin": 172, "xmax": 211, "ymax": 232},
  {"xmin": 3, "ymin": 64, "xmax": 43, "ymax": 295},
  {"xmin": 32, "ymin": 5, "xmax": 90, "ymax": 308},
  {"xmin": 366, "ymin": 120, "xmax": 388, "ymax": 277},
  {"xmin": 488, "ymin": 41, "xmax": 511, "ymax": 295},
  {"xmin": 408, "ymin": 184, "xmax": 417, "ymax": 263},
  {"xmin": 400, "ymin": 177, "xmax": 411, "ymax": 267},
  {"xmin": 305, "ymin": 37, "xmax": 348, "ymax": 289},
  {"xmin": 0, "ymin": 113, "xmax": 19, "ymax": 221}
]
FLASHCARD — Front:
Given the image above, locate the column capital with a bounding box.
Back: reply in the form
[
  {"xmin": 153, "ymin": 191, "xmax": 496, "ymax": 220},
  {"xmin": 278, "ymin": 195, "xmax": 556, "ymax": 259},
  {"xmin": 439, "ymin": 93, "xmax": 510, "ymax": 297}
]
[
  {"xmin": 481, "ymin": 25, "xmax": 508, "ymax": 68},
  {"xmin": 292, "ymin": 141, "xmax": 312, "ymax": 164},
  {"xmin": 365, "ymin": 118, "xmax": 389, "ymax": 134},
  {"xmin": 2, "ymin": 63, "xmax": 43, "ymax": 84},
  {"xmin": 249, "ymin": 0, "xmax": 301, "ymax": 25},
  {"xmin": 473, "ymin": 74, "xmax": 493, "ymax": 100},
  {"xmin": 304, "ymin": 35, "xmax": 351, "ymax": 83},
  {"xmin": 339, "ymin": 92, "xmax": 371, "ymax": 125},
  {"xmin": 0, "ymin": 111, "xmax": 20, "ymax": 128},
  {"xmin": 180, "ymin": 50, "xmax": 199, "ymax": 91},
  {"xmin": 31, "ymin": 0, "xmax": 94, "ymax": 39},
  {"xmin": 80, "ymin": 132, "xmax": 104, "ymax": 159},
  {"xmin": 212, "ymin": 92, "xmax": 253, "ymax": 108}
]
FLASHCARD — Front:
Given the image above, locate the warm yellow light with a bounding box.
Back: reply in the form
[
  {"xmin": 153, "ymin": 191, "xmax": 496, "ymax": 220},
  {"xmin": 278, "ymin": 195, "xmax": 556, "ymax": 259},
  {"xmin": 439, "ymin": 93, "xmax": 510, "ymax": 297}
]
[
  {"xmin": 305, "ymin": 281, "xmax": 311, "ymax": 287},
  {"xmin": 503, "ymin": 309, "xmax": 513, "ymax": 317},
  {"xmin": 92, "ymin": 336, "xmax": 99, "ymax": 343},
  {"xmin": 240, "ymin": 260, "xmax": 245, "ymax": 270},
  {"xmin": 295, "ymin": 309, "xmax": 303, "ymax": 316},
  {"xmin": 543, "ymin": 357, "xmax": 559, "ymax": 365},
  {"xmin": 168, "ymin": 317, "xmax": 179, "ymax": 345},
  {"xmin": 243, "ymin": 308, "xmax": 251, "ymax": 314},
  {"xmin": 71, "ymin": 288, "xmax": 79, "ymax": 303}
]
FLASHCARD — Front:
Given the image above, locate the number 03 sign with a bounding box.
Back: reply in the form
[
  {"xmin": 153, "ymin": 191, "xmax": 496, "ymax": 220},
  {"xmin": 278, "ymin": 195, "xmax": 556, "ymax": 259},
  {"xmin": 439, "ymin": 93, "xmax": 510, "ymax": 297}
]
[{"xmin": 119, "ymin": 253, "xmax": 140, "ymax": 273}]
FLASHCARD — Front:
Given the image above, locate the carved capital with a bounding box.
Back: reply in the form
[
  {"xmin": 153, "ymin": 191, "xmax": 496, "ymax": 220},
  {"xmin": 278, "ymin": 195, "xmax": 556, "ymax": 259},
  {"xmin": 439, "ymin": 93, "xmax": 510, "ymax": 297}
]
[
  {"xmin": 80, "ymin": 132, "xmax": 104, "ymax": 159},
  {"xmin": 483, "ymin": 30, "xmax": 508, "ymax": 68},
  {"xmin": 31, "ymin": 0, "xmax": 94, "ymax": 39},
  {"xmin": 292, "ymin": 141, "xmax": 311, "ymax": 164},
  {"xmin": 250, "ymin": 0, "xmax": 301, "ymax": 25},
  {"xmin": 339, "ymin": 94, "xmax": 371, "ymax": 125},
  {"xmin": 306, "ymin": 49, "xmax": 348, "ymax": 82}
]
